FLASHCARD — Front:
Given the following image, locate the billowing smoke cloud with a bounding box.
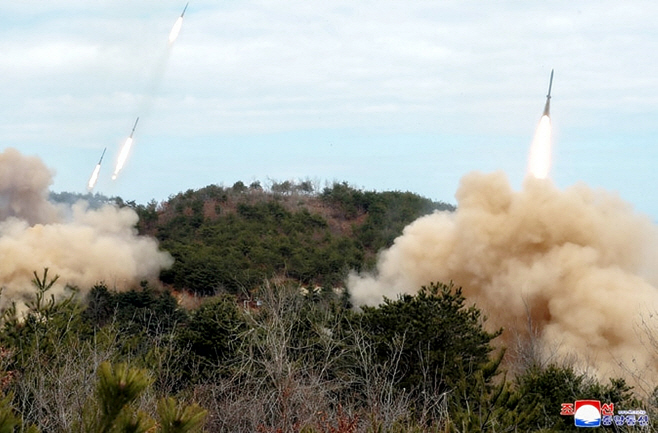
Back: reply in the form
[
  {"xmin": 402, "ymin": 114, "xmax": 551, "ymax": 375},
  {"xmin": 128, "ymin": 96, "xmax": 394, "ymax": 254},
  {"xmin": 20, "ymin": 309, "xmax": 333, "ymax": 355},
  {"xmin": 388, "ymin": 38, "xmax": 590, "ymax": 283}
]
[
  {"xmin": 0, "ymin": 148, "xmax": 60, "ymax": 225},
  {"xmin": 348, "ymin": 171, "xmax": 658, "ymax": 380},
  {"xmin": 0, "ymin": 148, "xmax": 173, "ymax": 304}
]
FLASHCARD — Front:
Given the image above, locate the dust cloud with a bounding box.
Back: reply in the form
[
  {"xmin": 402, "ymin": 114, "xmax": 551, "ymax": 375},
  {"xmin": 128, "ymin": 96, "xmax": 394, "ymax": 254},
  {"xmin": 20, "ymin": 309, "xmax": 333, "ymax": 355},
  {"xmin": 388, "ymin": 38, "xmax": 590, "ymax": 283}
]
[
  {"xmin": 0, "ymin": 148, "xmax": 173, "ymax": 304},
  {"xmin": 0, "ymin": 148, "xmax": 60, "ymax": 225},
  {"xmin": 348, "ymin": 170, "xmax": 658, "ymax": 380}
]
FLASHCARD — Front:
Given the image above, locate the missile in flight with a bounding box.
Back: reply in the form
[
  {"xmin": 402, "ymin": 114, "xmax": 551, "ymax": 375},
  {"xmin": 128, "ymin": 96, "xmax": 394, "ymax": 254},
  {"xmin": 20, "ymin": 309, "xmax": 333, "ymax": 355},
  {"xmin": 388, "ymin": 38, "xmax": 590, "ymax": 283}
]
[
  {"xmin": 112, "ymin": 117, "xmax": 140, "ymax": 180},
  {"xmin": 169, "ymin": 3, "xmax": 188, "ymax": 43},
  {"xmin": 542, "ymin": 69, "xmax": 554, "ymax": 117},
  {"xmin": 87, "ymin": 147, "xmax": 107, "ymax": 190},
  {"xmin": 97, "ymin": 147, "xmax": 107, "ymax": 165},
  {"xmin": 129, "ymin": 117, "xmax": 139, "ymax": 138}
]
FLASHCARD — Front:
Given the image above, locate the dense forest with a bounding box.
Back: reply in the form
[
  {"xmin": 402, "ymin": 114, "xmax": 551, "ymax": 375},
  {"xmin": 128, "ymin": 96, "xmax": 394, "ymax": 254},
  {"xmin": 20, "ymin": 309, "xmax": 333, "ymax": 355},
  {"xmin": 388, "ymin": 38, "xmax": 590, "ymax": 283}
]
[
  {"xmin": 126, "ymin": 180, "xmax": 455, "ymax": 295},
  {"xmin": 0, "ymin": 181, "xmax": 644, "ymax": 432}
]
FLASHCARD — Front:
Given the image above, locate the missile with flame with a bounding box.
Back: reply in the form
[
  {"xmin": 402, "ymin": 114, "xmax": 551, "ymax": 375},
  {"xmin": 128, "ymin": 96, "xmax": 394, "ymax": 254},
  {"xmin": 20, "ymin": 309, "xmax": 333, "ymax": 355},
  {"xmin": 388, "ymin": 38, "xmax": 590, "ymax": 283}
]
[
  {"xmin": 112, "ymin": 117, "xmax": 139, "ymax": 181},
  {"xmin": 87, "ymin": 147, "xmax": 107, "ymax": 191},
  {"xmin": 169, "ymin": 2, "xmax": 188, "ymax": 44}
]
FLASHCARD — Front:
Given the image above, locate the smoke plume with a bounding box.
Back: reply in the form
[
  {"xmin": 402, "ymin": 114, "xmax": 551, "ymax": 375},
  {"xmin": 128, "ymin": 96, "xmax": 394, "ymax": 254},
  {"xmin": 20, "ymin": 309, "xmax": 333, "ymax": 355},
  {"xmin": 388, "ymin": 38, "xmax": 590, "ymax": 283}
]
[
  {"xmin": 0, "ymin": 148, "xmax": 173, "ymax": 304},
  {"xmin": 348, "ymin": 171, "xmax": 658, "ymax": 380},
  {"xmin": 0, "ymin": 148, "xmax": 60, "ymax": 225}
]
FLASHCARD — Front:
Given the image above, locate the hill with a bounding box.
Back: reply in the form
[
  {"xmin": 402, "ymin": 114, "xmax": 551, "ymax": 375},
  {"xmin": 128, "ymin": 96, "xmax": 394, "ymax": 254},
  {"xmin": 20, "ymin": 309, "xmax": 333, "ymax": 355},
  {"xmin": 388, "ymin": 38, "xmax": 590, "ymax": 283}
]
[
  {"xmin": 124, "ymin": 180, "xmax": 455, "ymax": 295},
  {"xmin": 30, "ymin": 183, "xmax": 649, "ymax": 432}
]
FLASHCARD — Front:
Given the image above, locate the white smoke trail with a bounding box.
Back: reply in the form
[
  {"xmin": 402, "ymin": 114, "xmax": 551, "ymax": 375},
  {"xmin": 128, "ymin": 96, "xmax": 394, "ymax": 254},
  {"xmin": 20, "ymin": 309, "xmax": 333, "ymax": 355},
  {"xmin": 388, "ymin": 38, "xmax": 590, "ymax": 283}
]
[
  {"xmin": 112, "ymin": 136, "xmax": 133, "ymax": 180},
  {"xmin": 169, "ymin": 16, "xmax": 184, "ymax": 44},
  {"xmin": 87, "ymin": 163, "xmax": 101, "ymax": 190},
  {"xmin": 110, "ymin": 5, "xmax": 186, "ymax": 182},
  {"xmin": 527, "ymin": 115, "xmax": 552, "ymax": 179}
]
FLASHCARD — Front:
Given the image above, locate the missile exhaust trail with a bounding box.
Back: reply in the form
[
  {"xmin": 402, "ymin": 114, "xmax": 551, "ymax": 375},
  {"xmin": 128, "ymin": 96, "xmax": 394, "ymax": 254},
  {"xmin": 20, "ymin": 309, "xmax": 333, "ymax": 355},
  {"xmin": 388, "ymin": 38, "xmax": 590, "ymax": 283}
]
[
  {"xmin": 112, "ymin": 117, "xmax": 140, "ymax": 181},
  {"xmin": 528, "ymin": 69, "xmax": 554, "ymax": 180},
  {"xmin": 169, "ymin": 3, "xmax": 188, "ymax": 43},
  {"xmin": 542, "ymin": 69, "xmax": 554, "ymax": 117},
  {"xmin": 87, "ymin": 147, "xmax": 107, "ymax": 191}
]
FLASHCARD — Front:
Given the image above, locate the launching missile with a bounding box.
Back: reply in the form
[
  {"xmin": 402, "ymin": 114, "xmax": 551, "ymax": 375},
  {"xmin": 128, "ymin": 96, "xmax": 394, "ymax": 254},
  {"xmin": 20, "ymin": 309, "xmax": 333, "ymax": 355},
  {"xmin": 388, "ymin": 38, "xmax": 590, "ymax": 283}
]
[
  {"xmin": 112, "ymin": 118, "xmax": 139, "ymax": 180},
  {"xmin": 97, "ymin": 147, "xmax": 107, "ymax": 165},
  {"xmin": 88, "ymin": 147, "xmax": 107, "ymax": 190},
  {"xmin": 542, "ymin": 69, "xmax": 554, "ymax": 117},
  {"xmin": 169, "ymin": 4, "xmax": 187, "ymax": 43},
  {"xmin": 129, "ymin": 117, "xmax": 139, "ymax": 138}
]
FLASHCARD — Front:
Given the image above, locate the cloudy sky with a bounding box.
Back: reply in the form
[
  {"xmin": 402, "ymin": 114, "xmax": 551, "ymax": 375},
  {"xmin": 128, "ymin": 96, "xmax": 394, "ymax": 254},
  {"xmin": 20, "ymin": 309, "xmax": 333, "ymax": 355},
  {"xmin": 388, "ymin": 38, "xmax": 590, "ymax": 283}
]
[{"xmin": 2, "ymin": 1, "xmax": 658, "ymax": 217}]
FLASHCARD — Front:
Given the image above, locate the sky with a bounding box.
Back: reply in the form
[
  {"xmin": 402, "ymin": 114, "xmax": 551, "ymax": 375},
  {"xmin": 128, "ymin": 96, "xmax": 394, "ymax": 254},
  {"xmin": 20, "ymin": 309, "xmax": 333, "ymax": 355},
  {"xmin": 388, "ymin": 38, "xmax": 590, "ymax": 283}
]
[{"xmin": 2, "ymin": 1, "xmax": 658, "ymax": 218}]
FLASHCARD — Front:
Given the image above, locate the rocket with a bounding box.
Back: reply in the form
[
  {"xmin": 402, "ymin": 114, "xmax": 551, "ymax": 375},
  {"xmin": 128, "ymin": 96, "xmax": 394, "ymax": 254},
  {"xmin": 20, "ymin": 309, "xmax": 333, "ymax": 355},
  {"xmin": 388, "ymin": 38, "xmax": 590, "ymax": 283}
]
[
  {"xmin": 97, "ymin": 147, "xmax": 107, "ymax": 165},
  {"xmin": 87, "ymin": 147, "xmax": 107, "ymax": 190},
  {"xmin": 129, "ymin": 117, "xmax": 139, "ymax": 138},
  {"xmin": 111, "ymin": 117, "xmax": 140, "ymax": 181},
  {"xmin": 543, "ymin": 69, "xmax": 554, "ymax": 117},
  {"xmin": 168, "ymin": 4, "xmax": 188, "ymax": 43}
]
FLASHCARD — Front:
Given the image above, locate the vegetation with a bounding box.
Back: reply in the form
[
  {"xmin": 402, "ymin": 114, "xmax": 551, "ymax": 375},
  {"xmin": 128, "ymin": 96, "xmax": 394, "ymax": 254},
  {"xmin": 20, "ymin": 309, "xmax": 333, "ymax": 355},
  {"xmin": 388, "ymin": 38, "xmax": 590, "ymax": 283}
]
[
  {"xmin": 13, "ymin": 182, "xmax": 653, "ymax": 430},
  {"xmin": 125, "ymin": 181, "xmax": 454, "ymax": 295},
  {"xmin": 0, "ymin": 274, "xmax": 648, "ymax": 432}
]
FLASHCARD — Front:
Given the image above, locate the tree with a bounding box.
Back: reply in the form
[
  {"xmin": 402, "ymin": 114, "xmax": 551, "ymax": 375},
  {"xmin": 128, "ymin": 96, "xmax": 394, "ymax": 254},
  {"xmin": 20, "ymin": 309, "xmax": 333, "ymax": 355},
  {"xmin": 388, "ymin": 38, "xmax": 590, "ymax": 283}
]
[
  {"xmin": 79, "ymin": 362, "xmax": 207, "ymax": 433},
  {"xmin": 360, "ymin": 282, "xmax": 501, "ymax": 403},
  {"xmin": 158, "ymin": 397, "xmax": 207, "ymax": 433},
  {"xmin": 232, "ymin": 181, "xmax": 247, "ymax": 194},
  {"xmin": 89, "ymin": 362, "xmax": 154, "ymax": 433},
  {"xmin": 513, "ymin": 363, "xmax": 639, "ymax": 432},
  {"xmin": 0, "ymin": 393, "xmax": 39, "ymax": 433},
  {"xmin": 447, "ymin": 351, "xmax": 541, "ymax": 432},
  {"xmin": 175, "ymin": 295, "xmax": 246, "ymax": 382}
]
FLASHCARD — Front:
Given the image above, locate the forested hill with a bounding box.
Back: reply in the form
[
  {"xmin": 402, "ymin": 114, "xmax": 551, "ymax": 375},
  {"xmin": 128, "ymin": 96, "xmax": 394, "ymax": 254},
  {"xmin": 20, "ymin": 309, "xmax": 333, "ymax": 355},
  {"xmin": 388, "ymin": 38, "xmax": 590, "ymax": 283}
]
[
  {"xmin": 35, "ymin": 184, "xmax": 646, "ymax": 433},
  {"xmin": 121, "ymin": 180, "xmax": 455, "ymax": 295}
]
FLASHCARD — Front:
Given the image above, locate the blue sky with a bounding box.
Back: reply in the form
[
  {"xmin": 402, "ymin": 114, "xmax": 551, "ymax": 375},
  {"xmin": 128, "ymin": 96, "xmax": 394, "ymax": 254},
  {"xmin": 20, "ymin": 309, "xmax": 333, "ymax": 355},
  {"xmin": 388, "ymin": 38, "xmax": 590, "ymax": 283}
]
[{"xmin": 2, "ymin": 1, "xmax": 658, "ymax": 218}]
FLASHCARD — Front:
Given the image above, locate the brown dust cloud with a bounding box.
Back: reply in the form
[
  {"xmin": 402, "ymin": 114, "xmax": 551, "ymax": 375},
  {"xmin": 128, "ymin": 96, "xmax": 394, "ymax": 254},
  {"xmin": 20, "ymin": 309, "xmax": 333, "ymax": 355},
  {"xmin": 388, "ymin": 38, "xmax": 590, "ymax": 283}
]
[
  {"xmin": 348, "ymin": 164, "xmax": 658, "ymax": 384},
  {"xmin": 0, "ymin": 148, "xmax": 173, "ymax": 305}
]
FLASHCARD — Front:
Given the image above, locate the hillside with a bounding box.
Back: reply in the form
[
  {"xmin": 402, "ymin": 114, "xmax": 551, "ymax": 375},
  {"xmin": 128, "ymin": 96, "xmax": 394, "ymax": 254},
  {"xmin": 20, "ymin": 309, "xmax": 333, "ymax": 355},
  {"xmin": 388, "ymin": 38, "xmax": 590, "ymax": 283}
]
[
  {"xmin": 125, "ymin": 180, "xmax": 455, "ymax": 295},
  {"xmin": 20, "ymin": 183, "xmax": 651, "ymax": 432}
]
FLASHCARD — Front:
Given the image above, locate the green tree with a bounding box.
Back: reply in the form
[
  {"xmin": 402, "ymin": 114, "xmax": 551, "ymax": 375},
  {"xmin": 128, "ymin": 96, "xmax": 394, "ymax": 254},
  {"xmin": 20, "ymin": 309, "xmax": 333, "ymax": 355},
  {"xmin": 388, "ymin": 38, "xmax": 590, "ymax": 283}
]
[
  {"xmin": 157, "ymin": 397, "xmax": 207, "ymax": 433},
  {"xmin": 175, "ymin": 295, "xmax": 247, "ymax": 382},
  {"xmin": 1, "ymin": 269, "xmax": 90, "ymax": 367},
  {"xmin": 447, "ymin": 351, "xmax": 540, "ymax": 432},
  {"xmin": 0, "ymin": 393, "xmax": 39, "ymax": 433},
  {"xmin": 79, "ymin": 362, "xmax": 207, "ymax": 433},
  {"xmin": 232, "ymin": 181, "xmax": 247, "ymax": 194},
  {"xmin": 89, "ymin": 362, "xmax": 154, "ymax": 433},
  {"xmin": 361, "ymin": 282, "xmax": 500, "ymax": 394},
  {"xmin": 513, "ymin": 363, "xmax": 639, "ymax": 432}
]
